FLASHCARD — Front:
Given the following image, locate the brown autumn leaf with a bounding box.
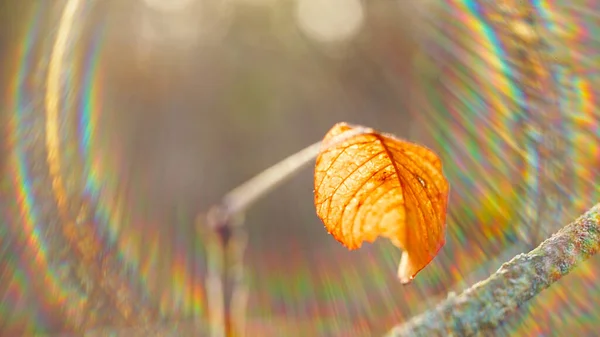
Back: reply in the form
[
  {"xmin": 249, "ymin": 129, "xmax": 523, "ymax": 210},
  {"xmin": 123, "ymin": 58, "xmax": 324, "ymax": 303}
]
[{"xmin": 314, "ymin": 122, "xmax": 449, "ymax": 284}]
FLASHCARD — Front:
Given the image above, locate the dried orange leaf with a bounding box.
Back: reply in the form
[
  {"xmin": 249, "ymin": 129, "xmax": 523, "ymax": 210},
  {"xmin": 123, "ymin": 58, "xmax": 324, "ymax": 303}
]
[{"xmin": 314, "ymin": 123, "xmax": 449, "ymax": 284}]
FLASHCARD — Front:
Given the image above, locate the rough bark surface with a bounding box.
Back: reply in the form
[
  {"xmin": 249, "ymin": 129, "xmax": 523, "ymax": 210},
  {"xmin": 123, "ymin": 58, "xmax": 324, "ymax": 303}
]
[{"xmin": 386, "ymin": 203, "xmax": 600, "ymax": 337}]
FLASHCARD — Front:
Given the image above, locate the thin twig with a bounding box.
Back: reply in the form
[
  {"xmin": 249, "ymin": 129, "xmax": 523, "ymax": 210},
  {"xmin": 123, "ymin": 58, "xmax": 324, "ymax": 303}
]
[
  {"xmin": 223, "ymin": 126, "xmax": 370, "ymax": 216},
  {"xmin": 202, "ymin": 206, "xmax": 248, "ymax": 337},
  {"xmin": 386, "ymin": 203, "xmax": 600, "ymax": 337},
  {"xmin": 200, "ymin": 127, "xmax": 370, "ymax": 337},
  {"xmin": 228, "ymin": 227, "xmax": 249, "ymax": 336},
  {"xmin": 222, "ymin": 141, "xmax": 322, "ymax": 216},
  {"xmin": 202, "ymin": 208, "xmax": 227, "ymax": 337},
  {"xmin": 200, "ymin": 141, "xmax": 323, "ymax": 337}
]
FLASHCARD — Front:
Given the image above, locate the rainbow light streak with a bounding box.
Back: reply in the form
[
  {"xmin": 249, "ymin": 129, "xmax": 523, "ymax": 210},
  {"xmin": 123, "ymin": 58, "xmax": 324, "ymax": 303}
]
[
  {"xmin": 4, "ymin": 2, "xmax": 83, "ymax": 333},
  {"xmin": 71, "ymin": 19, "xmax": 207, "ymax": 319},
  {"xmin": 245, "ymin": 242, "xmax": 466, "ymax": 335},
  {"xmin": 535, "ymin": 0, "xmax": 600, "ymax": 214},
  {"xmin": 38, "ymin": 0, "xmax": 206, "ymax": 321},
  {"xmin": 3, "ymin": 0, "xmax": 599, "ymax": 335},
  {"xmin": 413, "ymin": 0, "xmax": 524, "ymax": 292},
  {"xmin": 79, "ymin": 27, "xmax": 104, "ymax": 196},
  {"xmin": 421, "ymin": 0, "xmax": 600, "ymax": 335}
]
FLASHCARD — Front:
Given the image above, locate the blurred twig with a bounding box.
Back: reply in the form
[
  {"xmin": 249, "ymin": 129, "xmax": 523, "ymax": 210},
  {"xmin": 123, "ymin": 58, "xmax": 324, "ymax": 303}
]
[
  {"xmin": 200, "ymin": 206, "xmax": 246, "ymax": 337},
  {"xmin": 199, "ymin": 127, "xmax": 369, "ymax": 337},
  {"xmin": 222, "ymin": 141, "xmax": 322, "ymax": 216},
  {"xmin": 222, "ymin": 126, "xmax": 370, "ymax": 216},
  {"xmin": 198, "ymin": 141, "xmax": 322, "ymax": 337},
  {"xmin": 386, "ymin": 203, "xmax": 600, "ymax": 337}
]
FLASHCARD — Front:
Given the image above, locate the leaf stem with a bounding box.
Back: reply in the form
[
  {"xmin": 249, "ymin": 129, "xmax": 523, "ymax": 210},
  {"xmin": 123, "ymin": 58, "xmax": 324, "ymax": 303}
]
[
  {"xmin": 223, "ymin": 125, "xmax": 371, "ymax": 217},
  {"xmin": 223, "ymin": 141, "xmax": 323, "ymax": 216},
  {"xmin": 201, "ymin": 126, "xmax": 371, "ymax": 336},
  {"xmin": 199, "ymin": 140, "xmax": 324, "ymax": 337}
]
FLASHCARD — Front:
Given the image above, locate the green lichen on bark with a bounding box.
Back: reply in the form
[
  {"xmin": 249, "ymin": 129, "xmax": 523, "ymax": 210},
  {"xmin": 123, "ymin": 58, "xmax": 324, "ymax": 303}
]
[{"xmin": 386, "ymin": 203, "xmax": 600, "ymax": 337}]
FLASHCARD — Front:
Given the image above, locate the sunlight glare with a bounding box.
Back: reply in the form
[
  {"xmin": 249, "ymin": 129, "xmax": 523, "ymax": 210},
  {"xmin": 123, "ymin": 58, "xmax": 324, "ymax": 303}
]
[
  {"xmin": 295, "ymin": 0, "xmax": 364, "ymax": 43},
  {"xmin": 142, "ymin": 0, "xmax": 195, "ymax": 13}
]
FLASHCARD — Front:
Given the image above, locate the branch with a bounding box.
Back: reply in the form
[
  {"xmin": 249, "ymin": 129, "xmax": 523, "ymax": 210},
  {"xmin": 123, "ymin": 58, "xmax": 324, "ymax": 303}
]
[
  {"xmin": 223, "ymin": 125, "xmax": 369, "ymax": 216},
  {"xmin": 386, "ymin": 203, "xmax": 600, "ymax": 337},
  {"xmin": 199, "ymin": 129, "xmax": 369, "ymax": 337},
  {"xmin": 198, "ymin": 141, "xmax": 322, "ymax": 337},
  {"xmin": 222, "ymin": 141, "xmax": 322, "ymax": 216}
]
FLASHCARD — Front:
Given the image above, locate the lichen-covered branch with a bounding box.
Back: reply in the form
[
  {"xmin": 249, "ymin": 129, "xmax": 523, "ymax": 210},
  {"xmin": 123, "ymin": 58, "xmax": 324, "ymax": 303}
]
[{"xmin": 386, "ymin": 203, "xmax": 600, "ymax": 337}]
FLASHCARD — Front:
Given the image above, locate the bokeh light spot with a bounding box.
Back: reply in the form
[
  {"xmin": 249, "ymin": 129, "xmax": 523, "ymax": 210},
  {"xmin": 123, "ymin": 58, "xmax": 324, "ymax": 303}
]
[{"xmin": 295, "ymin": 0, "xmax": 364, "ymax": 43}]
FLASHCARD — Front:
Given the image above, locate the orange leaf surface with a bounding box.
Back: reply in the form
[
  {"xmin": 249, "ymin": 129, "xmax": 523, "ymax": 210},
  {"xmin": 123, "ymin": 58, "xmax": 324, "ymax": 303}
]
[{"xmin": 314, "ymin": 123, "xmax": 449, "ymax": 284}]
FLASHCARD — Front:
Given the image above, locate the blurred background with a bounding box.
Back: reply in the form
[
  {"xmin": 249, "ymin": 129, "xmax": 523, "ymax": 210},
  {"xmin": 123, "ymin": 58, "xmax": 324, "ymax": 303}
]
[{"xmin": 1, "ymin": 0, "xmax": 599, "ymax": 336}]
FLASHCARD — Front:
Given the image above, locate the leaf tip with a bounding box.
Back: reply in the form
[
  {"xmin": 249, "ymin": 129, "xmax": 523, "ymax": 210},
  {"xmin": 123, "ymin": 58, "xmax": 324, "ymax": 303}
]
[{"xmin": 398, "ymin": 251, "xmax": 414, "ymax": 285}]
